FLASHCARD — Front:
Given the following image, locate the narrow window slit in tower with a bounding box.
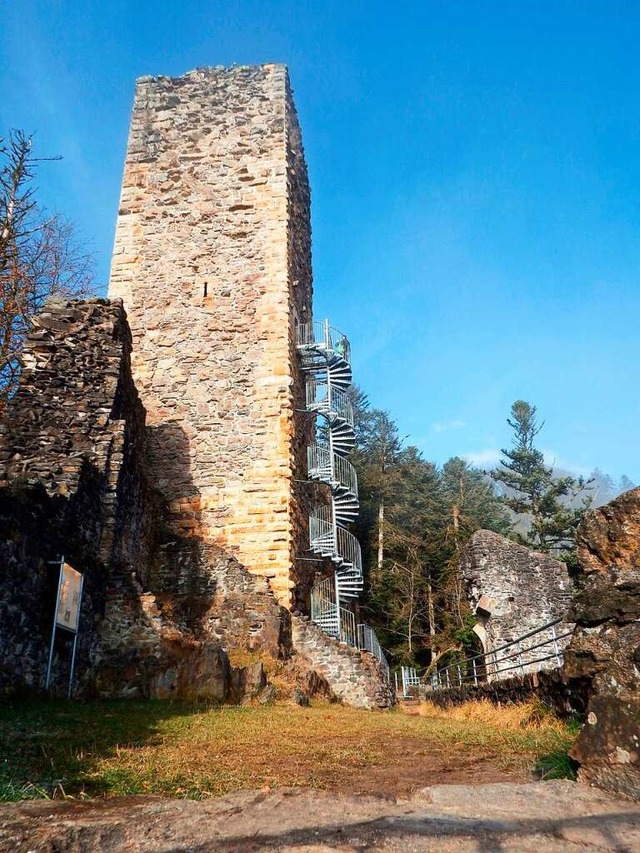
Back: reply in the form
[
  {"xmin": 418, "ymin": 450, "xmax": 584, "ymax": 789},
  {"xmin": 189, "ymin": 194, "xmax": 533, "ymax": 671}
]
[{"xmin": 203, "ymin": 281, "xmax": 208, "ymax": 298}]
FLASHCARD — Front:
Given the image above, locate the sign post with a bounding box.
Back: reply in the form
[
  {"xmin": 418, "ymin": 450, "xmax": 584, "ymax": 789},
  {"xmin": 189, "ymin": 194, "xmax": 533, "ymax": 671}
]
[{"xmin": 46, "ymin": 557, "xmax": 84, "ymax": 698}]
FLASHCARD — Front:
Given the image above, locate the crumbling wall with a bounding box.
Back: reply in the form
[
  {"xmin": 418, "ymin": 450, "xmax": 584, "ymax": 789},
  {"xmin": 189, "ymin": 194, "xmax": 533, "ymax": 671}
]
[
  {"xmin": 460, "ymin": 530, "xmax": 574, "ymax": 677},
  {"xmin": 0, "ymin": 299, "xmax": 287, "ymax": 700},
  {"xmin": 564, "ymin": 488, "xmax": 640, "ymax": 801}
]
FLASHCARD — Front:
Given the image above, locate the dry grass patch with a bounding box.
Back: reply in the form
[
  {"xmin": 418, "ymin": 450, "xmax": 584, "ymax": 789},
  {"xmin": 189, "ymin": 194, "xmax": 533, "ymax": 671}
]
[{"xmin": 0, "ymin": 699, "xmax": 578, "ymax": 801}]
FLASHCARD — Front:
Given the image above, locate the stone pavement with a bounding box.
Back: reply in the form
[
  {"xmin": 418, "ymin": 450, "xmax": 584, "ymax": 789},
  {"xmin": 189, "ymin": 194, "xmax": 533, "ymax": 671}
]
[{"xmin": 1, "ymin": 781, "xmax": 639, "ymax": 852}]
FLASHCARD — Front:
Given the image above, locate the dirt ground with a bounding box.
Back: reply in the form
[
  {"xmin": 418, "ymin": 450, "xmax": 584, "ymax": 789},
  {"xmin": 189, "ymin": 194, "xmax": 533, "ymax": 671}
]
[{"xmin": 318, "ymin": 734, "xmax": 527, "ymax": 796}]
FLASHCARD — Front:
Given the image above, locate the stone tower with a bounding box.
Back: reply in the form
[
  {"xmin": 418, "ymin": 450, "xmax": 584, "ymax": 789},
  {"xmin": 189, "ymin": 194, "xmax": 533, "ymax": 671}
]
[{"xmin": 109, "ymin": 65, "xmax": 313, "ymax": 606}]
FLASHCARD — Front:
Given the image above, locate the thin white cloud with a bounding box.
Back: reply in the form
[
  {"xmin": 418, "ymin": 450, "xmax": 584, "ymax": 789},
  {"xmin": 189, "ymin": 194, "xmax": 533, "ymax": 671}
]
[
  {"xmin": 464, "ymin": 447, "xmax": 593, "ymax": 478},
  {"xmin": 463, "ymin": 449, "xmax": 502, "ymax": 468},
  {"xmin": 432, "ymin": 419, "xmax": 467, "ymax": 433}
]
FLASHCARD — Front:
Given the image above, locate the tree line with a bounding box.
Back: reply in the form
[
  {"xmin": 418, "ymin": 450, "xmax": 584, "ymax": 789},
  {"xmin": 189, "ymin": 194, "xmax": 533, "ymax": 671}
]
[{"xmin": 350, "ymin": 393, "xmax": 633, "ymax": 669}]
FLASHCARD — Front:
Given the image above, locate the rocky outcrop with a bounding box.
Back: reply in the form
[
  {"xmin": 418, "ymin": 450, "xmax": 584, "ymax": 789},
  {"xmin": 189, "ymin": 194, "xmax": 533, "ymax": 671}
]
[
  {"xmin": 291, "ymin": 614, "xmax": 394, "ymax": 710},
  {"xmin": 564, "ymin": 488, "xmax": 640, "ymax": 800},
  {"xmin": 460, "ymin": 530, "xmax": 574, "ymax": 677}
]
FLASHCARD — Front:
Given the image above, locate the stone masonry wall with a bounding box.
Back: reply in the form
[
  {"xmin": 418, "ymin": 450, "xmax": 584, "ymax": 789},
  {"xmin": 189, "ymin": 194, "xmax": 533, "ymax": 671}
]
[
  {"xmin": 109, "ymin": 65, "xmax": 313, "ymax": 607},
  {"xmin": 0, "ymin": 299, "xmax": 288, "ymax": 699},
  {"xmin": 460, "ymin": 530, "xmax": 574, "ymax": 677},
  {"xmin": 291, "ymin": 614, "xmax": 394, "ymax": 710}
]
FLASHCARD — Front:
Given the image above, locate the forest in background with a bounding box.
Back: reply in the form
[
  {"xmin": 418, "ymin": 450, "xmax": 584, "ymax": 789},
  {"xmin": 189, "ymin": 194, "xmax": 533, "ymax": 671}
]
[{"xmin": 349, "ymin": 389, "xmax": 635, "ymax": 669}]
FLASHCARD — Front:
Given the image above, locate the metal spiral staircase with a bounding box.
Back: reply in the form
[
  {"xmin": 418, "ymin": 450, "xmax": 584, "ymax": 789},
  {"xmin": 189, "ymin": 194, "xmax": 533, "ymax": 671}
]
[{"xmin": 297, "ymin": 320, "xmax": 389, "ymax": 681}]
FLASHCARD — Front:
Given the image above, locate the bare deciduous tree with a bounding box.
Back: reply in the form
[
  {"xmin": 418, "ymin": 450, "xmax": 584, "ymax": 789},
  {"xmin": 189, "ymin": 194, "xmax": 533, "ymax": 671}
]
[{"xmin": 0, "ymin": 130, "xmax": 94, "ymax": 406}]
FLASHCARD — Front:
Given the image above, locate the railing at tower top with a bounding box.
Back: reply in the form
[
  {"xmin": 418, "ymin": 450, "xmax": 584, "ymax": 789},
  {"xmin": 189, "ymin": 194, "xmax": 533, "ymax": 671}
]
[
  {"xmin": 305, "ymin": 380, "xmax": 354, "ymax": 426},
  {"xmin": 296, "ymin": 320, "xmax": 351, "ymax": 365}
]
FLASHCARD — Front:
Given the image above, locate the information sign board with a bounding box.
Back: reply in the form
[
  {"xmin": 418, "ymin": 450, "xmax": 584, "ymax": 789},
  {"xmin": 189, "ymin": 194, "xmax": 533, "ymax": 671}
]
[{"xmin": 55, "ymin": 563, "xmax": 83, "ymax": 632}]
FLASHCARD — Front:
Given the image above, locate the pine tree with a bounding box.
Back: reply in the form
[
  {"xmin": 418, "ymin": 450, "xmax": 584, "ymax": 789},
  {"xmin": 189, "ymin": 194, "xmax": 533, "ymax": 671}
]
[{"xmin": 491, "ymin": 400, "xmax": 591, "ymax": 561}]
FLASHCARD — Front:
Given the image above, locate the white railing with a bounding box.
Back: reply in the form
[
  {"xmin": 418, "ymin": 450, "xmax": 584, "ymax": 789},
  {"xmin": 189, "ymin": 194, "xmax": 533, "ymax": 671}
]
[
  {"xmin": 310, "ymin": 577, "xmax": 338, "ymax": 637},
  {"xmin": 336, "ymin": 525, "xmax": 362, "ymax": 573},
  {"xmin": 307, "ymin": 445, "xmax": 358, "ymax": 496},
  {"xmin": 305, "ymin": 380, "xmax": 354, "ymax": 426},
  {"xmin": 309, "ymin": 506, "xmax": 335, "ymax": 554},
  {"xmin": 339, "ymin": 607, "xmax": 357, "ymax": 647},
  {"xmin": 307, "ymin": 444, "xmax": 333, "ymax": 481},
  {"xmin": 394, "ymin": 666, "xmax": 420, "ymax": 698},
  {"xmin": 308, "ymin": 581, "xmax": 390, "ymax": 682},
  {"xmin": 296, "ymin": 320, "xmax": 351, "ymax": 365},
  {"xmin": 309, "ymin": 506, "xmax": 362, "ymax": 576},
  {"xmin": 425, "ymin": 619, "xmax": 574, "ymax": 692},
  {"xmin": 358, "ymin": 623, "xmax": 391, "ymax": 682}
]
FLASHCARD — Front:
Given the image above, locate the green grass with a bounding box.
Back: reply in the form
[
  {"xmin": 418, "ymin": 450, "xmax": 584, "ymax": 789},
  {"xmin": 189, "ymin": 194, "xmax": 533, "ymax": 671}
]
[{"xmin": 0, "ymin": 699, "xmax": 579, "ymax": 801}]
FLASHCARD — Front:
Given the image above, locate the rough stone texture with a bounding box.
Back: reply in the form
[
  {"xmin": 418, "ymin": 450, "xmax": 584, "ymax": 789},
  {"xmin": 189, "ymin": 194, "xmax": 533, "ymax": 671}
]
[
  {"xmin": 0, "ymin": 299, "xmax": 287, "ymax": 700},
  {"xmin": 109, "ymin": 65, "xmax": 314, "ymax": 607},
  {"xmin": 1, "ymin": 782, "xmax": 639, "ymax": 852},
  {"xmin": 563, "ymin": 488, "xmax": 640, "ymax": 801},
  {"xmin": 0, "ymin": 298, "xmax": 155, "ymax": 695},
  {"xmin": 291, "ymin": 614, "xmax": 394, "ymax": 710},
  {"xmin": 460, "ymin": 530, "xmax": 574, "ymax": 678}
]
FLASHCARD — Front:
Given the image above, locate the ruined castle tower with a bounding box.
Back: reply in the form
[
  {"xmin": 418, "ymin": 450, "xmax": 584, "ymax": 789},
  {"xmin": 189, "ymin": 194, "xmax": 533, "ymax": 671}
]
[{"xmin": 109, "ymin": 65, "xmax": 313, "ymax": 606}]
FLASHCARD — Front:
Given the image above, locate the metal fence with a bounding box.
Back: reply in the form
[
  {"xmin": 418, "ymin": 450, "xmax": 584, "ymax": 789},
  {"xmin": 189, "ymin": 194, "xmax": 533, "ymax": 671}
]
[
  {"xmin": 425, "ymin": 619, "xmax": 574, "ymax": 692},
  {"xmin": 395, "ymin": 666, "xmax": 421, "ymax": 698}
]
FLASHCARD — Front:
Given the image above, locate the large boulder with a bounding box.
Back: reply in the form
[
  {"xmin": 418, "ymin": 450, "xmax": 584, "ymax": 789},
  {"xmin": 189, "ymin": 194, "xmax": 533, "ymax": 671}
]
[{"xmin": 564, "ymin": 488, "xmax": 640, "ymax": 800}]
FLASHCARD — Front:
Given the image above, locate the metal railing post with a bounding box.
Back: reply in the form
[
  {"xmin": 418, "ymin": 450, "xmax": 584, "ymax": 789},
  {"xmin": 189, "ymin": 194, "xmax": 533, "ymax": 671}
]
[
  {"xmin": 492, "ymin": 651, "xmax": 499, "ymax": 680},
  {"xmin": 456, "ymin": 664, "xmax": 463, "ymax": 687},
  {"xmin": 472, "ymin": 657, "xmax": 478, "ymax": 686},
  {"xmin": 551, "ymin": 624, "xmax": 562, "ymax": 666},
  {"xmin": 517, "ymin": 640, "xmax": 525, "ymax": 675}
]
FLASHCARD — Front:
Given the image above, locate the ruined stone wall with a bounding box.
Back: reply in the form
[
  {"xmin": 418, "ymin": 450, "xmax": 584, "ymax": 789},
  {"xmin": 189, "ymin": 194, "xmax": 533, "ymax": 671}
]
[
  {"xmin": 109, "ymin": 65, "xmax": 313, "ymax": 607},
  {"xmin": 0, "ymin": 299, "xmax": 287, "ymax": 699},
  {"xmin": 0, "ymin": 299, "xmax": 154, "ymax": 694},
  {"xmin": 460, "ymin": 530, "xmax": 574, "ymax": 676},
  {"xmin": 291, "ymin": 614, "xmax": 394, "ymax": 710}
]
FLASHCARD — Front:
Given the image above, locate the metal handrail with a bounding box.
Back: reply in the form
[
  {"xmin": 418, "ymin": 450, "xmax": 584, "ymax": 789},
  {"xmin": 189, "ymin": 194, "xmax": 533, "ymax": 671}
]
[
  {"xmin": 339, "ymin": 607, "xmax": 357, "ymax": 647},
  {"xmin": 307, "ymin": 444, "xmax": 358, "ymax": 497},
  {"xmin": 296, "ymin": 319, "xmax": 351, "ymax": 365},
  {"xmin": 310, "ymin": 577, "xmax": 338, "ymax": 637},
  {"xmin": 358, "ymin": 623, "xmax": 391, "ymax": 682},
  {"xmin": 336, "ymin": 525, "xmax": 362, "ymax": 573},
  {"xmin": 309, "ymin": 506, "xmax": 362, "ymax": 576},
  {"xmin": 425, "ymin": 619, "xmax": 574, "ymax": 691},
  {"xmin": 305, "ymin": 380, "xmax": 354, "ymax": 426}
]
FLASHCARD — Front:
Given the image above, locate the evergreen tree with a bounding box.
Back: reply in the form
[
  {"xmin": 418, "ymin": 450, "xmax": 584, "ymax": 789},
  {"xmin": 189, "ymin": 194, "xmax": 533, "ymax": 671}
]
[{"xmin": 491, "ymin": 400, "xmax": 591, "ymax": 561}]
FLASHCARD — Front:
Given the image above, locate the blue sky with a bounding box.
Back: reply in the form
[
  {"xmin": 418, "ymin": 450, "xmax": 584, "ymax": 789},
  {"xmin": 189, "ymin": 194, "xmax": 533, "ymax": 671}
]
[{"xmin": 2, "ymin": 1, "xmax": 639, "ymax": 482}]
